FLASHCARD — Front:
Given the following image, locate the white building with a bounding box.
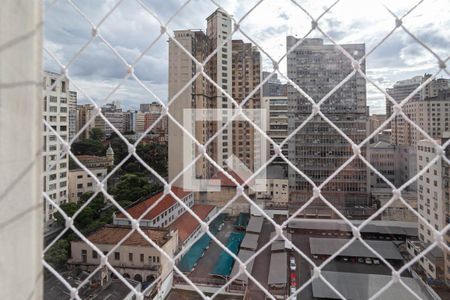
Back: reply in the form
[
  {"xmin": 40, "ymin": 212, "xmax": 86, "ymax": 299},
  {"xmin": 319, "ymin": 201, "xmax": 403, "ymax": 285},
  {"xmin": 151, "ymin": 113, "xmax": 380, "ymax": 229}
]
[
  {"xmin": 113, "ymin": 187, "xmax": 194, "ymax": 228},
  {"xmin": 68, "ymin": 91, "xmax": 77, "ymax": 141},
  {"xmin": 417, "ymin": 139, "xmax": 446, "ymax": 243},
  {"xmin": 43, "ymin": 71, "xmax": 69, "ymax": 224}
]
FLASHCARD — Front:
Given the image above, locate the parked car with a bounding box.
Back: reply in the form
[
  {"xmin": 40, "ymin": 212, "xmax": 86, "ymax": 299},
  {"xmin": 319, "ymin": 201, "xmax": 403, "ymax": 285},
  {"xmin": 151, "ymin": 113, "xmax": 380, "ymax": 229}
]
[
  {"xmin": 290, "ymin": 272, "xmax": 297, "ymax": 287},
  {"xmin": 373, "ymin": 258, "xmax": 380, "ymax": 265},
  {"xmin": 357, "ymin": 257, "xmax": 364, "ymax": 263},
  {"xmin": 365, "ymin": 258, "xmax": 373, "ymax": 264},
  {"xmin": 290, "ymin": 286, "xmax": 296, "ymax": 296},
  {"xmin": 290, "ymin": 256, "xmax": 297, "ymax": 271}
]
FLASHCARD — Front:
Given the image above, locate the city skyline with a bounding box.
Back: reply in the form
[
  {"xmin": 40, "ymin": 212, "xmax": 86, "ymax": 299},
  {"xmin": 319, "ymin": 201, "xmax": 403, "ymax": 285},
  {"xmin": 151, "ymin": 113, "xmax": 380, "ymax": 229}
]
[{"xmin": 44, "ymin": 0, "xmax": 450, "ymax": 114}]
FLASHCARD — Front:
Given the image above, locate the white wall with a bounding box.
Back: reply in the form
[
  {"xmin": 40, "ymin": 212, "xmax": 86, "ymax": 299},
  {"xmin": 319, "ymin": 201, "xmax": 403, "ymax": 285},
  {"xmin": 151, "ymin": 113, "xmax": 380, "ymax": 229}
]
[{"xmin": 0, "ymin": 1, "xmax": 43, "ymax": 299}]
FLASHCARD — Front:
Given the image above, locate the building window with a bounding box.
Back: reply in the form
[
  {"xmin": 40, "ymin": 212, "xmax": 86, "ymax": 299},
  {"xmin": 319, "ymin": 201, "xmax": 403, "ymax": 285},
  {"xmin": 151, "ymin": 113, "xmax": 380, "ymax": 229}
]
[
  {"xmin": 92, "ymin": 251, "xmax": 98, "ymax": 259},
  {"xmin": 129, "ymin": 253, "xmax": 133, "ymax": 262},
  {"xmin": 140, "ymin": 254, "xmax": 144, "ymax": 262},
  {"xmin": 114, "ymin": 252, "xmax": 120, "ymax": 260}
]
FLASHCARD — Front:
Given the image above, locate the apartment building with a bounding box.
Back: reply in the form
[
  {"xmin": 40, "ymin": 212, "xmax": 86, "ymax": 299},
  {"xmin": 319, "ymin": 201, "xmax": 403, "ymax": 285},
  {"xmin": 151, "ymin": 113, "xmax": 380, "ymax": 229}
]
[
  {"xmin": 68, "ymin": 91, "xmax": 77, "ymax": 141},
  {"xmin": 231, "ymin": 40, "xmax": 261, "ymax": 171},
  {"xmin": 43, "ymin": 71, "xmax": 69, "ymax": 224},
  {"xmin": 76, "ymin": 104, "xmax": 95, "ymax": 139},
  {"xmin": 389, "ymin": 75, "xmax": 450, "ymax": 145},
  {"xmin": 69, "ymin": 225, "xmax": 178, "ymax": 299},
  {"xmin": 417, "ymin": 139, "xmax": 447, "ymax": 243},
  {"xmin": 206, "ymin": 8, "xmax": 233, "ymax": 170},
  {"xmin": 367, "ymin": 114, "xmax": 386, "ymax": 143},
  {"xmin": 262, "ymin": 95, "xmax": 288, "ymax": 161},
  {"xmin": 286, "ymin": 37, "xmax": 368, "ymax": 206},
  {"xmin": 95, "ymin": 102, "xmax": 126, "ymax": 136},
  {"xmin": 262, "ymin": 71, "xmax": 287, "ymax": 97}
]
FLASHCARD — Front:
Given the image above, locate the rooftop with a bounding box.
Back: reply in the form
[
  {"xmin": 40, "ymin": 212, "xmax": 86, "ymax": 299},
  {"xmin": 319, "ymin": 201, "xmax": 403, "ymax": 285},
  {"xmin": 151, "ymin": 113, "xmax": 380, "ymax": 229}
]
[
  {"xmin": 268, "ymin": 252, "xmax": 287, "ymax": 286},
  {"xmin": 246, "ymin": 216, "xmax": 264, "ymax": 233},
  {"xmin": 240, "ymin": 233, "xmax": 259, "ymax": 251},
  {"xmin": 209, "ymin": 170, "xmax": 245, "ymax": 187},
  {"xmin": 230, "ymin": 249, "xmax": 255, "ymax": 283},
  {"xmin": 116, "ymin": 187, "xmax": 191, "ymax": 220},
  {"xmin": 169, "ymin": 204, "xmax": 216, "ymax": 243},
  {"xmin": 289, "ymin": 218, "xmax": 418, "ymax": 236},
  {"xmin": 77, "ymin": 225, "xmax": 171, "ymax": 247},
  {"xmin": 312, "ymin": 271, "xmax": 433, "ymax": 300},
  {"xmin": 309, "ymin": 238, "xmax": 403, "ymax": 260}
]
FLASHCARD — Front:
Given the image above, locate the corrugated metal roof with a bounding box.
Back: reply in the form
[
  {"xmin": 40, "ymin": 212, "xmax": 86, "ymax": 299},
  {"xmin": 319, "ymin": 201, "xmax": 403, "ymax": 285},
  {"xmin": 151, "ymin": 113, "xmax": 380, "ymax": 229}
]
[
  {"xmin": 309, "ymin": 238, "xmax": 403, "ymax": 260},
  {"xmin": 312, "ymin": 271, "xmax": 434, "ymax": 300},
  {"xmin": 268, "ymin": 252, "xmax": 287, "ymax": 286},
  {"xmin": 230, "ymin": 249, "xmax": 255, "ymax": 283},
  {"xmin": 240, "ymin": 233, "xmax": 259, "ymax": 251},
  {"xmin": 246, "ymin": 216, "xmax": 264, "ymax": 233}
]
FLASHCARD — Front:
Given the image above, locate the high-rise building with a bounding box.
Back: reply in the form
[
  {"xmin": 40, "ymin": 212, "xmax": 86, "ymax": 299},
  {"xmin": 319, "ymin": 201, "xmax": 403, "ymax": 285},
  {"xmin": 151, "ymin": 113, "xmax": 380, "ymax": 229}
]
[
  {"xmin": 124, "ymin": 110, "xmax": 136, "ymax": 133},
  {"xmin": 388, "ymin": 75, "xmax": 450, "ymax": 144},
  {"xmin": 231, "ymin": 40, "xmax": 261, "ymax": 171},
  {"xmin": 140, "ymin": 102, "xmax": 163, "ymax": 113},
  {"xmin": 68, "ymin": 91, "xmax": 77, "ymax": 141},
  {"xmin": 262, "ymin": 95, "xmax": 288, "ymax": 162},
  {"xmin": 76, "ymin": 104, "xmax": 95, "ymax": 139},
  {"xmin": 286, "ymin": 37, "xmax": 368, "ymax": 206},
  {"xmin": 169, "ymin": 9, "xmax": 234, "ymax": 186},
  {"xmin": 262, "ymin": 71, "xmax": 287, "ymax": 97},
  {"xmin": 43, "ymin": 71, "xmax": 69, "ymax": 224},
  {"xmin": 206, "ymin": 8, "xmax": 233, "ymax": 170},
  {"xmin": 94, "ymin": 102, "xmax": 126, "ymax": 137},
  {"xmin": 409, "ymin": 138, "xmax": 448, "ymax": 284}
]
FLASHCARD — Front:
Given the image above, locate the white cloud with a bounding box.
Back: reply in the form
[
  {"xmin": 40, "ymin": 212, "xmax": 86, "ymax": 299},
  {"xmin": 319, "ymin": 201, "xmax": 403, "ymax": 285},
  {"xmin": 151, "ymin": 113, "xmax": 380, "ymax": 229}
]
[{"xmin": 44, "ymin": 0, "xmax": 450, "ymax": 115}]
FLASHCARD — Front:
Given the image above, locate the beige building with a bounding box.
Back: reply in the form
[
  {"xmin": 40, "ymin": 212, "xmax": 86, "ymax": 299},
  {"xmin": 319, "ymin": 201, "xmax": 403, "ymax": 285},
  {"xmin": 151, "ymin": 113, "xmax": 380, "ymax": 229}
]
[
  {"xmin": 198, "ymin": 171, "xmax": 255, "ymax": 215},
  {"xmin": 231, "ymin": 40, "xmax": 261, "ymax": 171},
  {"xmin": 417, "ymin": 139, "xmax": 447, "ymax": 243},
  {"xmin": 69, "ymin": 225, "xmax": 178, "ymax": 299},
  {"xmin": 43, "ymin": 71, "xmax": 70, "ymax": 224},
  {"xmin": 262, "ymin": 95, "xmax": 288, "ymax": 162},
  {"xmin": 256, "ymin": 165, "xmax": 288, "ymax": 203},
  {"xmin": 68, "ymin": 167, "xmax": 107, "ymax": 202},
  {"xmin": 76, "ymin": 104, "xmax": 95, "ymax": 139},
  {"xmin": 367, "ymin": 114, "xmax": 386, "ymax": 143},
  {"xmin": 389, "ymin": 76, "xmax": 450, "ymax": 145}
]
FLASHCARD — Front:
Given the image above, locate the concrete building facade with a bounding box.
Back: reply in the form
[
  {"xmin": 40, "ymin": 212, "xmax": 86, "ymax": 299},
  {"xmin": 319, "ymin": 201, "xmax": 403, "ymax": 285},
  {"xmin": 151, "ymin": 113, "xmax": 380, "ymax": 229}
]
[
  {"xmin": 286, "ymin": 37, "xmax": 368, "ymax": 206},
  {"xmin": 69, "ymin": 225, "xmax": 178, "ymax": 299},
  {"xmin": 43, "ymin": 71, "xmax": 69, "ymax": 224}
]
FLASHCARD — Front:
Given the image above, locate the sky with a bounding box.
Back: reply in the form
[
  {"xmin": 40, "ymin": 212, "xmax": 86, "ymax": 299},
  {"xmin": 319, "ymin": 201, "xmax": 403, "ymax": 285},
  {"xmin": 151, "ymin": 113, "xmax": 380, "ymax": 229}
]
[{"xmin": 44, "ymin": 0, "xmax": 450, "ymax": 114}]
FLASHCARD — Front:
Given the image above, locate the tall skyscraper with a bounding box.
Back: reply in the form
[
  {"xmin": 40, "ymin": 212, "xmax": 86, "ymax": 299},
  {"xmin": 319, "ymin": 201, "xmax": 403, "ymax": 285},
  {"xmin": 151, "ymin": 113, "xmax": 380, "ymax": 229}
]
[
  {"xmin": 68, "ymin": 91, "xmax": 77, "ymax": 141},
  {"xmin": 43, "ymin": 71, "xmax": 69, "ymax": 224},
  {"xmin": 231, "ymin": 40, "xmax": 261, "ymax": 171},
  {"xmin": 286, "ymin": 38, "xmax": 368, "ymax": 206},
  {"xmin": 169, "ymin": 9, "xmax": 235, "ymax": 186},
  {"xmin": 206, "ymin": 8, "xmax": 233, "ymax": 170}
]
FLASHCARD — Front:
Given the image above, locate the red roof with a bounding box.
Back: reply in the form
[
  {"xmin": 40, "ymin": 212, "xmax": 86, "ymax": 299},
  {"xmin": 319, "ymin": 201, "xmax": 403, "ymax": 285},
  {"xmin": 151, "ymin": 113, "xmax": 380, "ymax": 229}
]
[
  {"xmin": 116, "ymin": 187, "xmax": 191, "ymax": 220},
  {"xmin": 169, "ymin": 205, "xmax": 216, "ymax": 243},
  {"xmin": 209, "ymin": 170, "xmax": 245, "ymax": 187}
]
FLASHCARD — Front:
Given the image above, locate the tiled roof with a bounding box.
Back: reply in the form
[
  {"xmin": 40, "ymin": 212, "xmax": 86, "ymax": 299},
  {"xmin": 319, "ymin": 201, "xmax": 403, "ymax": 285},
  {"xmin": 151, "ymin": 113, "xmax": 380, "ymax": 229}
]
[
  {"xmin": 81, "ymin": 225, "xmax": 169, "ymax": 247},
  {"xmin": 116, "ymin": 187, "xmax": 191, "ymax": 220},
  {"xmin": 169, "ymin": 205, "xmax": 215, "ymax": 243},
  {"xmin": 210, "ymin": 170, "xmax": 245, "ymax": 187}
]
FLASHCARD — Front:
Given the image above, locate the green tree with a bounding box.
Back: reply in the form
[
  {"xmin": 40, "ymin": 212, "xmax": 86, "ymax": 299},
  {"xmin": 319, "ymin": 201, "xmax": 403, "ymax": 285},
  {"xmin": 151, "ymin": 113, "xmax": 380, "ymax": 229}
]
[
  {"xmin": 89, "ymin": 128, "xmax": 104, "ymax": 141},
  {"xmin": 44, "ymin": 239, "xmax": 70, "ymax": 270},
  {"xmin": 71, "ymin": 139, "xmax": 106, "ymax": 156},
  {"xmin": 110, "ymin": 173, "xmax": 159, "ymax": 207}
]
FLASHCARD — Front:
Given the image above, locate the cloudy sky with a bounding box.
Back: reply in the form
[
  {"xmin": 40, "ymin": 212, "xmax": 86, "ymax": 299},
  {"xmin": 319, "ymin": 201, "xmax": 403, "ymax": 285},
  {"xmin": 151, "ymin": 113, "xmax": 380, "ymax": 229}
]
[{"xmin": 44, "ymin": 0, "xmax": 450, "ymax": 114}]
